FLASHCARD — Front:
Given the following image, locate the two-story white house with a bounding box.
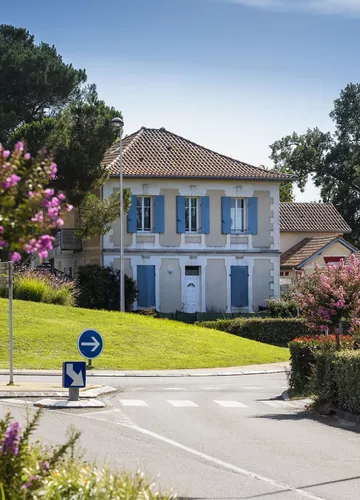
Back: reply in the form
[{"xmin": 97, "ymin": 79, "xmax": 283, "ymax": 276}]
[{"xmin": 52, "ymin": 127, "xmax": 293, "ymax": 313}]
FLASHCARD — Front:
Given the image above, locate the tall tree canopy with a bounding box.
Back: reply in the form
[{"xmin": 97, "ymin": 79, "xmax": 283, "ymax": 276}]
[
  {"xmin": 0, "ymin": 25, "xmax": 125, "ymax": 238},
  {"xmin": 270, "ymin": 83, "xmax": 360, "ymax": 245}
]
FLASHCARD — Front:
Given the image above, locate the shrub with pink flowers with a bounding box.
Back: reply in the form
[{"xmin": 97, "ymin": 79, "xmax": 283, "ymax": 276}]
[
  {"xmin": 294, "ymin": 254, "xmax": 360, "ymax": 347},
  {"xmin": 0, "ymin": 142, "xmax": 72, "ymax": 263}
]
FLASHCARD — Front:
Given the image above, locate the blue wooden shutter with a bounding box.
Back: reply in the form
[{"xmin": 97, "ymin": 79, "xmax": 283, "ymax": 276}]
[
  {"xmin": 231, "ymin": 266, "xmax": 249, "ymax": 307},
  {"xmin": 154, "ymin": 195, "xmax": 165, "ymax": 233},
  {"xmin": 221, "ymin": 197, "xmax": 231, "ymax": 234},
  {"xmin": 137, "ymin": 265, "xmax": 155, "ymax": 307},
  {"xmin": 176, "ymin": 196, "xmax": 185, "ymax": 233},
  {"xmin": 248, "ymin": 197, "xmax": 258, "ymax": 235},
  {"xmin": 201, "ymin": 196, "xmax": 210, "ymax": 234},
  {"xmin": 127, "ymin": 195, "xmax": 137, "ymax": 233}
]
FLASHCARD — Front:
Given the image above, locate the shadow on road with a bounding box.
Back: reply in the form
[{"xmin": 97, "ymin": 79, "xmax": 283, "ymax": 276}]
[
  {"xmin": 254, "ymin": 409, "xmax": 360, "ymax": 434},
  {"xmin": 179, "ymin": 474, "xmax": 360, "ymax": 499}
]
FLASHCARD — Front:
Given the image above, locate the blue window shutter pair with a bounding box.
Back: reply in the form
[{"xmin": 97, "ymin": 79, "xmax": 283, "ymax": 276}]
[
  {"xmin": 127, "ymin": 195, "xmax": 165, "ymax": 233},
  {"xmin": 176, "ymin": 196, "xmax": 210, "ymax": 234},
  {"xmin": 137, "ymin": 265, "xmax": 155, "ymax": 307},
  {"xmin": 221, "ymin": 197, "xmax": 258, "ymax": 234},
  {"xmin": 231, "ymin": 266, "xmax": 249, "ymax": 307}
]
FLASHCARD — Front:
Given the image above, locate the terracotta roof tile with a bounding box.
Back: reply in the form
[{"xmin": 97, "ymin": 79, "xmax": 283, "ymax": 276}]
[
  {"xmin": 103, "ymin": 127, "xmax": 295, "ymax": 181},
  {"xmin": 281, "ymin": 236, "xmax": 341, "ymax": 268},
  {"xmin": 280, "ymin": 203, "xmax": 351, "ymax": 233}
]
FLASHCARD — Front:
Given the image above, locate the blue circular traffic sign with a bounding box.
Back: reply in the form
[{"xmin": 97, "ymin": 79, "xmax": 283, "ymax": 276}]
[{"xmin": 78, "ymin": 329, "xmax": 103, "ymax": 360}]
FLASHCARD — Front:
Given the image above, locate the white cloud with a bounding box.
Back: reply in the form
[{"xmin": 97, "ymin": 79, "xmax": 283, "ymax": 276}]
[{"xmin": 227, "ymin": 0, "xmax": 360, "ymax": 15}]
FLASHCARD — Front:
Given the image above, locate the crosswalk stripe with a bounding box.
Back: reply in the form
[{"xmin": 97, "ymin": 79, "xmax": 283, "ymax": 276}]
[
  {"xmin": 119, "ymin": 399, "xmax": 148, "ymax": 407},
  {"xmin": 214, "ymin": 400, "xmax": 248, "ymax": 408},
  {"xmin": 167, "ymin": 400, "xmax": 199, "ymax": 407}
]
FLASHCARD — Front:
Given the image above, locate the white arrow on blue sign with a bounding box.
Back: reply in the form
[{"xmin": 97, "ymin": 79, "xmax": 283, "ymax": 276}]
[
  {"xmin": 78, "ymin": 329, "xmax": 103, "ymax": 360},
  {"xmin": 62, "ymin": 361, "xmax": 86, "ymax": 388}
]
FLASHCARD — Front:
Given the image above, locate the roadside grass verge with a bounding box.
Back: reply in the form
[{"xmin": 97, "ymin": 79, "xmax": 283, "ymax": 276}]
[{"xmin": 0, "ymin": 299, "xmax": 289, "ymax": 370}]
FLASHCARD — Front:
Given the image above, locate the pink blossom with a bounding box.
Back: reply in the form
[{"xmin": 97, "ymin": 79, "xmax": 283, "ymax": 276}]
[
  {"xmin": 24, "ymin": 153, "xmax": 31, "ymax": 160},
  {"xmin": 0, "ymin": 240, "xmax": 8, "ymax": 249},
  {"xmin": 28, "ymin": 191, "xmax": 35, "ymax": 198},
  {"xmin": 335, "ymin": 298, "xmax": 345, "ymax": 309},
  {"xmin": 2, "ymin": 174, "xmax": 21, "ymax": 190},
  {"xmin": 2, "ymin": 150, "xmax": 10, "ymax": 159},
  {"xmin": 66, "ymin": 204, "xmax": 73, "ymax": 212},
  {"xmin": 31, "ymin": 212, "xmax": 44, "ymax": 223},
  {"xmin": 49, "ymin": 163, "xmax": 57, "ymax": 179},
  {"xmin": 44, "ymin": 188, "xmax": 54, "ymax": 199},
  {"xmin": 0, "ymin": 226, "xmax": 3, "ymax": 233},
  {"xmin": 56, "ymin": 218, "xmax": 64, "ymax": 227},
  {"xmin": 51, "ymin": 196, "xmax": 61, "ymax": 207},
  {"xmin": 58, "ymin": 193, "xmax": 65, "ymax": 201},
  {"xmin": 10, "ymin": 252, "xmax": 21, "ymax": 263},
  {"xmin": 47, "ymin": 207, "xmax": 59, "ymax": 219},
  {"xmin": 14, "ymin": 141, "xmax": 24, "ymax": 153}
]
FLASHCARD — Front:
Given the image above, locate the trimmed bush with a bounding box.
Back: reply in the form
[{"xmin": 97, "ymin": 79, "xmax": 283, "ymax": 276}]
[
  {"xmin": 289, "ymin": 335, "xmax": 356, "ymax": 395},
  {"xmin": 198, "ymin": 317, "xmax": 310, "ymax": 347},
  {"xmin": 76, "ymin": 264, "xmax": 137, "ymax": 311}
]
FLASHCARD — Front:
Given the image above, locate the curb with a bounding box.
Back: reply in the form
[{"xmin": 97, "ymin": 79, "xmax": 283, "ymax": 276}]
[
  {"xmin": 0, "ymin": 368, "xmax": 287, "ymax": 378},
  {"xmin": 0, "ymin": 386, "xmax": 117, "ymax": 400}
]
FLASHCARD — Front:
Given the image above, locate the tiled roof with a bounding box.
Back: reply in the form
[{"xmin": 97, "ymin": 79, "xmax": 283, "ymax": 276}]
[
  {"xmin": 103, "ymin": 127, "xmax": 295, "ymax": 181},
  {"xmin": 280, "ymin": 203, "xmax": 351, "ymax": 233},
  {"xmin": 281, "ymin": 236, "xmax": 343, "ymax": 268}
]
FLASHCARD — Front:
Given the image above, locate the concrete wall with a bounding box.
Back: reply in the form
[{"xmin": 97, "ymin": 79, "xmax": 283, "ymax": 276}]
[
  {"xmin": 252, "ymin": 190, "xmax": 274, "ymax": 249},
  {"xmin": 113, "ymin": 257, "xmax": 133, "ymax": 278},
  {"xmin": 110, "ymin": 188, "xmax": 133, "ymax": 247},
  {"xmin": 160, "ymin": 188, "xmax": 181, "ymax": 247},
  {"xmin": 205, "ymin": 259, "xmax": 227, "ymax": 312},
  {"xmin": 280, "ymin": 232, "xmax": 342, "ymax": 253},
  {"xmin": 160, "ymin": 258, "xmax": 182, "ymax": 312},
  {"xmin": 205, "ymin": 189, "xmax": 227, "ymax": 247},
  {"xmin": 252, "ymin": 259, "xmax": 274, "ymax": 311}
]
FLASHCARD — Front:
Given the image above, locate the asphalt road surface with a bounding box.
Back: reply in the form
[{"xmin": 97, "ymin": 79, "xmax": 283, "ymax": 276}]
[{"xmin": 1, "ymin": 373, "xmax": 360, "ymax": 500}]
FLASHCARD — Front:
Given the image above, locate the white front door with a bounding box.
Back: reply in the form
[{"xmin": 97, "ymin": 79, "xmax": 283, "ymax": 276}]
[{"xmin": 184, "ymin": 267, "xmax": 201, "ymax": 313}]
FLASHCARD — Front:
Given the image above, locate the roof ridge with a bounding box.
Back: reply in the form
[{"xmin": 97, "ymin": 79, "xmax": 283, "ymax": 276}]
[
  {"xmin": 142, "ymin": 127, "xmax": 294, "ymax": 179},
  {"xmin": 107, "ymin": 128, "xmax": 144, "ymax": 171}
]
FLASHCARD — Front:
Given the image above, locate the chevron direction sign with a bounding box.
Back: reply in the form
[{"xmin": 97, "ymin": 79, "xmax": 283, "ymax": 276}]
[{"xmin": 62, "ymin": 361, "xmax": 86, "ymax": 389}]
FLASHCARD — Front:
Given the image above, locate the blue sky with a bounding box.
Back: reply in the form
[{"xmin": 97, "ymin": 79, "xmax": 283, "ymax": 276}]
[{"xmin": 3, "ymin": 0, "xmax": 360, "ymax": 200}]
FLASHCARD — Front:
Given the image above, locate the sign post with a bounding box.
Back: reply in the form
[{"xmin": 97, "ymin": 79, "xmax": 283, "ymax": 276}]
[
  {"xmin": 0, "ymin": 262, "xmax": 13, "ymax": 385},
  {"xmin": 62, "ymin": 361, "xmax": 86, "ymax": 401}
]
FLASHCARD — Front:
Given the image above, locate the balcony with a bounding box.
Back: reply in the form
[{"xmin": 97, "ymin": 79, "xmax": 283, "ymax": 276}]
[{"xmin": 55, "ymin": 229, "xmax": 82, "ymax": 252}]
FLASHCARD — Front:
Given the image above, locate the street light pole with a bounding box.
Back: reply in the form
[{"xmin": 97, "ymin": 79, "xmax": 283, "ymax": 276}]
[{"xmin": 112, "ymin": 117, "xmax": 125, "ymax": 312}]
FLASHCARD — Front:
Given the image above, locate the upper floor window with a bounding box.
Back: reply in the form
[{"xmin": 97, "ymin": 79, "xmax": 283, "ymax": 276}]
[
  {"xmin": 185, "ymin": 197, "xmax": 199, "ymax": 233},
  {"xmin": 137, "ymin": 196, "xmax": 152, "ymax": 232},
  {"xmin": 230, "ymin": 198, "xmax": 247, "ymax": 233}
]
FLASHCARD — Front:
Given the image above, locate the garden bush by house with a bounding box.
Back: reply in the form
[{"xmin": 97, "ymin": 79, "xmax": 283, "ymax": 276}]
[
  {"xmin": 76, "ymin": 264, "xmax": 137, "ymax": 312},
  {"xmin": 197, "ymin": 318, "xmax": 310, "ymax": 347},
  {"xmin": 288, "ymin": 335, "xmax": 357, "ymax": 396},
  {"xmin": 266, "ymin": 298, "xmax": 298, "ymax": 318},
  {"xmin": 0, "ymin": 409, "xmax": 174, "ymax": 499},
  {"xmin": 0, "ymin": 267, "xmax": 76, "ymax": 306}
]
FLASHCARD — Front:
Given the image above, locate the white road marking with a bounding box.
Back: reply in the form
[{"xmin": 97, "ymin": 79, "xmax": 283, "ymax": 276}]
[
  {"xmin": 167, "ymin": 400, "xmax": 199, "ymax": 407},
  {"xmin": 163, "ymin": 388, "xmax": 186, "ymax": 391},
  {"xmin": 260, "ymin": 400, "xmax": 287, "ymax": 408},
  {"xmin": 119, "ymin": 399, "xmax": 148, "ymax": 407},
  {"xmin": 82, "ymin": 408, "xmax": 122, "ymax": 417},
  {"xmin": 118, "ymin": 423, "xmax": 325, "ymax": 500},
  {"xmin": 214, "ymin": 400, "xmax": 248, "ymax": 408}
]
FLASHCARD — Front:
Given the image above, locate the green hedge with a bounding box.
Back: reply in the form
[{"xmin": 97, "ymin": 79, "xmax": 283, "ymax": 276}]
[
  {"xmin": 288, "ymin": 335, "xmax": 357, "ymax": 396},
  {"xmin": 197, "ymin": 318, "xmax": 311, "ymax": 347}
]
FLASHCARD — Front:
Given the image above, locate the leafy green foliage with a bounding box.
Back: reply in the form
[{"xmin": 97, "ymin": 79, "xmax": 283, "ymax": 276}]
[
  {"xmin": 266, "ymin": 298, "xmax": 298, "ymax": 318},
  {"xmin": 198, "ymin": 318, "xmax": 310, "ymax": 347},
  {"xmin": 288, "ymin": 335, "xmax": 356, "ymax": 395},
  {"xmin": 76, "ymin": 189, "xmax": 131, "ymax": 240},
  {"xmin": 270, "ymin": 83, "xmax": 360, "ymax": 245},
  {"xmin": 0, "ymin": 25, "xmax": 86, "ymax": 143},
  {"xmin": 0, "ymin": 268, "xmax": 77, "ymax": 306},
  {"xmin": 0, "ymin": 410, "xmax": 174, "ymax": 499},
  {"xmin": 76, "ymin": 264, "xmax": 137, "ymax": 312}
]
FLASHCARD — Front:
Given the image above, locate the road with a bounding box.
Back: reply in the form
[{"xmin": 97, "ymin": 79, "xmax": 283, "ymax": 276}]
[{"xmin": 0, "ymin": 373, "xmax": 360, "ymax": 500}]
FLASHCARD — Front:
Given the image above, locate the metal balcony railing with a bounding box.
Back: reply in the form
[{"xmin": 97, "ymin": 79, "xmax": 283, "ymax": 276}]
[{"xmin": 55, "ymin": 229, "xmax": 82, "ymax": 252}]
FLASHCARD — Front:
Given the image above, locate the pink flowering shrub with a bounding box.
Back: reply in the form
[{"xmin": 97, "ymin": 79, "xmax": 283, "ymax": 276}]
[
  {"xmin": 295, "ymin": 254, "xmax": 360, "ymax": 338},
  {"xmin": 0, "ymin": 142, "xmax": 72, "ymax": 263}
]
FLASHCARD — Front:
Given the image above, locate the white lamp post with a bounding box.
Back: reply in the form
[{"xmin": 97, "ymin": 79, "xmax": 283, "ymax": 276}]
[{"xmin": 111, "ymin": 117, "xmax": 125, "ymax": 312}]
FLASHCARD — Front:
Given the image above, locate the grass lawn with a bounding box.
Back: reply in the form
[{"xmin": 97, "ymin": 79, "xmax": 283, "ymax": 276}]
[{"xmin": 0, "ymin": 299, "xmax": 289, "ymax": 370}]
